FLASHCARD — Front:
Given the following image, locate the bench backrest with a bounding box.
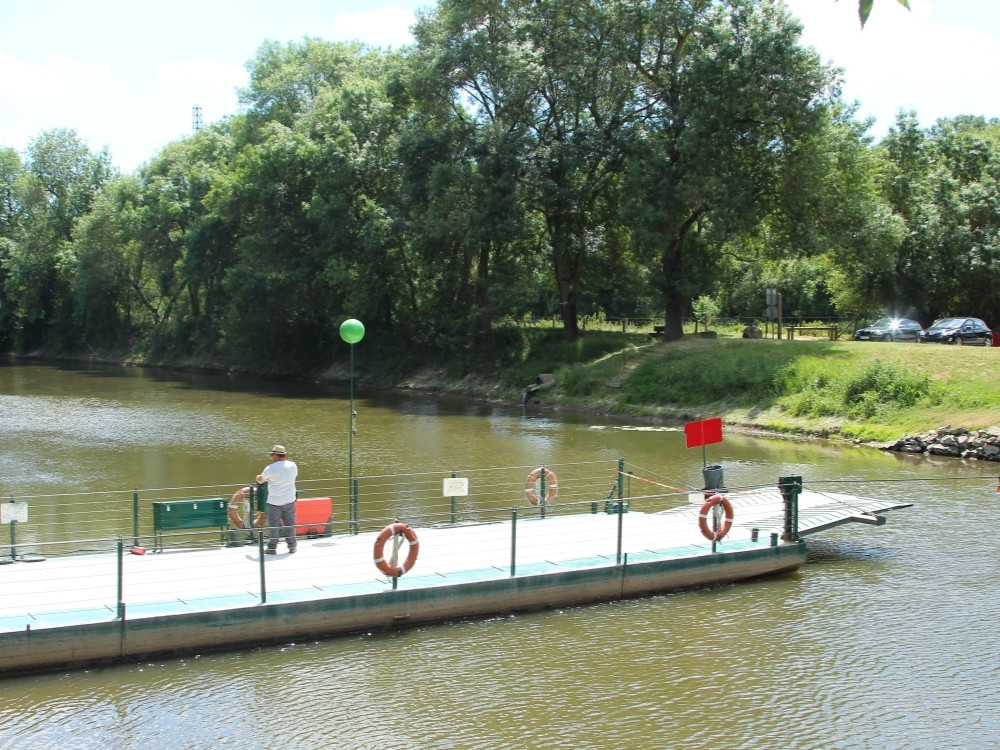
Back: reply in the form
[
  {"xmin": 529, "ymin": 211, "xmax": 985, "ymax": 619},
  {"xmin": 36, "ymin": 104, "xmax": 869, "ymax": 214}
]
[{"xmin": 152, "ymin": 499, "xmax": 228, "ymax": 532}]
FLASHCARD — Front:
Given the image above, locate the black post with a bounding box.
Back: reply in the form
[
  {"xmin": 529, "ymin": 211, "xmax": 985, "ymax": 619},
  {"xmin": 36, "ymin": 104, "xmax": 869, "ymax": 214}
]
[{"xmin": 779, "ymin": 475, "xmax": 802, "ymax": 542}]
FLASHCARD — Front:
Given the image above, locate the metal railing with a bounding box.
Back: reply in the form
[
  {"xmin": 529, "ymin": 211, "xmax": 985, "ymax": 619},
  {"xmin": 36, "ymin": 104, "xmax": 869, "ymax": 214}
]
[{"xmin": 0, "ymin": 461, "xmax": 802, "ymax": 625}]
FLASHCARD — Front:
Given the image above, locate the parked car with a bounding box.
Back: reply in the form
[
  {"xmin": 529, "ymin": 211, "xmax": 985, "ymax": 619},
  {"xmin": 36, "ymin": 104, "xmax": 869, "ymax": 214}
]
[
  {"xmin": 917, "ymin": 317, "xmax": 994, "ymax": 346},
  {"xmin": 853, "ymin": 317, "xmax": 925, "ymax": 342}
]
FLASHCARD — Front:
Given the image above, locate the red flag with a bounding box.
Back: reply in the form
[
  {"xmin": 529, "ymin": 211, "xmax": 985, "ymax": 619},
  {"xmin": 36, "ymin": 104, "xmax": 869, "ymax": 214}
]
[{"xmin": 684, "ymin": 417, "xmax": 723, "ymax": 449}]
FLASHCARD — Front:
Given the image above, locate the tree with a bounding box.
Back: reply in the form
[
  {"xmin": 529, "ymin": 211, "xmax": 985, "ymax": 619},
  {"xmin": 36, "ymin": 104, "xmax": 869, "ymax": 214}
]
[
  {"xmin": 117, "ymin": 127, "xmax": 244, "ymax": 357},
  {"xmin": 2, "ymin": 129, "xmax": 112, "ymax": 349},
  {"xmin": 414, "ymin": 0, "xmax": 641, "ymax": 340},
  {"xmin": 222, "ymin": 40, "xmax": 417, "ymax": 370},
  {"xmin": 70, "ymin": 177, "xmax": 133, "ymax": 348},
  {"xmin": 303, "ymin": 49, "xmax": 417, "ymax": 344},
  {"xmin": 692, "ymin": 294, "xmax": 720, "ymax": 330},
  {"xmin": 879, "ymin": 114, "xmax": 1000, "ymax": 324},
  {"xmin": 623, "ymin": 0, "xmax": 836, "ymax": 340},
  {"xmin": 0, "ymin": 147, "xmax": 25, "ymax": 350}
]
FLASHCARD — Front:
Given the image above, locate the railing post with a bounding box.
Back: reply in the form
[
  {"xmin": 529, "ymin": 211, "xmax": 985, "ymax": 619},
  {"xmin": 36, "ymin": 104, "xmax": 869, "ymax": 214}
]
[
  {"xmin": 779, "ymin": 475, "xmax": 802, "ymax": 542},
  {"xmin": 539, "ymin": 468, "xmax": 547, "ymax": 520},
  {"xmin": 450, "ymin": 471, "xmax": 457, "ymax": 525},
  {"xmin": 117, "ymin": 538, "xmax": 124, "ymax": 619},
  {"xmin": 618, "ymin": 459, "xmax": 625, "ymax": 502},
  {"xmin": 510, "ymin": 508, "xmax": 517, "ymax": 577},
  {"xmin": 352, "ymin": 478, "xmax": 359, "ymax": 535},
  {"xmin": 616, "ymin": 487, "xmax": 624, "ymax": 565},
  {"xmin": 132, "ymin": 490, "xmax": 140, "ymax": 547},
  {"xmin": 258, "ymin": 530, "xmax": 267, "ymax": 604}
]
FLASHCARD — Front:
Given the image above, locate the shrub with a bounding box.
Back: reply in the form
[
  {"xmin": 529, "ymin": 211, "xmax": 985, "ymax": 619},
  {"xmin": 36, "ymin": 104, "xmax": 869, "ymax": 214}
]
[{"xmin": 842, "ymin": 360, "xmax": 931, "ymax": 419}]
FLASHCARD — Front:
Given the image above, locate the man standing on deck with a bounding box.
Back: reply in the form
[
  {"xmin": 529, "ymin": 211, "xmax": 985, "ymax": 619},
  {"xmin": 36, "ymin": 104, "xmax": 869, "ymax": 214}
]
[{"xmin": 256, "ymin": 444, "xmax": 298, "ymax": 555}]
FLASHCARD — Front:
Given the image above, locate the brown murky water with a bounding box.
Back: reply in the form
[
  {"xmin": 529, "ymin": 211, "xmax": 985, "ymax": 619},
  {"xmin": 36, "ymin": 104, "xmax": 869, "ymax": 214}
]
[{"xmin": 0, "ymin": 362, "xmax": 997, "ymax": 748}]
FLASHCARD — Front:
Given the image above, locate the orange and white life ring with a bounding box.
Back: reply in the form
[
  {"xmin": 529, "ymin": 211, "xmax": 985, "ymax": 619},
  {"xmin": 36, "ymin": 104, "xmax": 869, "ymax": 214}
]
[
  {"xmin": 373, "ymin": 522, "xmax": 419, "ymax": 577},
  {"xmin": 229, "ymin": 487, "xmax": 265, "ymax": 529},
  {"xmin": 698, "ymin": 494, "xmax": 734, "ymax": 541},
  {"xmin": 524, "ymin": 467, "xmax": 558, "ymax": 506}
]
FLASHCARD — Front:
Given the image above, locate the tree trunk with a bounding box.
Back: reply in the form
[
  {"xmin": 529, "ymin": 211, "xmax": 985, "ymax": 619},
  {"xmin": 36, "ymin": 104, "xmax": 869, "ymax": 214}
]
[
  {"xmin": 661, "ymin": 301, "xmax": 686, "ymax": 341},
  {"xmin": 551, "ymin": 217, "xmax": 581, "ymax": 341},
  {"xmin": 558, "ymin": 284, "xmax": 579, "ymax": 340},
  {"xmin": 657, "ymin": 234, "xmax": 688, "ymax": 341}
]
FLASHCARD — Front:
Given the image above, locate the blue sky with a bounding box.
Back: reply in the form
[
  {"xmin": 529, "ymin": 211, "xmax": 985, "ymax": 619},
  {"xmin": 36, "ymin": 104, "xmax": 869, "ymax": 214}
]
[{"xmin": 2, "ymin": 0, "xmax": 998, "ymax": 173}]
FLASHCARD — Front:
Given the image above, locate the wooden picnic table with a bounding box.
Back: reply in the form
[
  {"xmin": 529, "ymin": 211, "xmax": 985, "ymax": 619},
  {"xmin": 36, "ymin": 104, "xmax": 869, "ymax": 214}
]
[{"xmin": 787, "ymin": 325, "xmax": 838, "ymax": 340}]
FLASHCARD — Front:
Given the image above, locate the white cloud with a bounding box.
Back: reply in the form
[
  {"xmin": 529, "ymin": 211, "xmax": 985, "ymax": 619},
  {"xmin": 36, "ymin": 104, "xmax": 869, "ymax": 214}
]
[
  {"xmin": 325, "ymin": 9, "xmax": 417, "ymax": 49},
  {"xmin": 0, "ymin": 50, "xmax": 108, "ymax": 105},
  {"xmin": 0, "ymin": 3, "xmax": 425, "ymax": 170}
]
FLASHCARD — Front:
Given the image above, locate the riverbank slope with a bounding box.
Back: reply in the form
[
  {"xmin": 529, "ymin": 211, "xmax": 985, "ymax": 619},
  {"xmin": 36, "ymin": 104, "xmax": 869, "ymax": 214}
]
[
  {"xmin": 11, "ymin": 330, "xmax": 1000, "ymax": 449},
  {"xmin": 385, "ymin": 334, "xmax": 1000, "ymax": 448}
]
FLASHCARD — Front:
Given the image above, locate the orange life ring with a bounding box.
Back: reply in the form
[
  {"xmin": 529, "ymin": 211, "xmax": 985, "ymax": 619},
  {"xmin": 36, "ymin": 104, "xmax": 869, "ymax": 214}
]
[
  {"xmin": 698, "ymin": 494, "xmax": 734, "ymax": 541},
  {"xmin": 373, "ymin": 523, "xmax": 419, "ymax": 577},
  {"xmin": 524, "ymin": 467, "xmax": 558, "ymax": 506},
  {"xmin": 229, "ymin": 487, "xmax": 265, "ymax": 529}
]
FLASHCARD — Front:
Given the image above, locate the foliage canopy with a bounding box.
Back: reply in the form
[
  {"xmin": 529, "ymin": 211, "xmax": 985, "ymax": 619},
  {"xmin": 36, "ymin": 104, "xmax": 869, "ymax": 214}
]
[{"xmin": 1, "ymin": 0, "xmax": 998, "ymax": 381}]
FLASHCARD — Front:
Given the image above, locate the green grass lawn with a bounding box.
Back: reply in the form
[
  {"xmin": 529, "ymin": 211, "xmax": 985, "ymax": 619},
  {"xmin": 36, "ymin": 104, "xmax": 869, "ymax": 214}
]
[{"xmin": 541, "ymin": 333, "xmax": 1000, "ymax": 442}]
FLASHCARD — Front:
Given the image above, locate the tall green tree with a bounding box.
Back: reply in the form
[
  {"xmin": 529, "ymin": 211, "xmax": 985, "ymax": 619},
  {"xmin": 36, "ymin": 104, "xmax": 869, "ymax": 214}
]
[
  {"xmin": 0, "ymin": 147, "xmax": 25, "ymax": 349},
  {"xmin": 414, "ymin": 0, "xmax": 640, "ymax": 340},
  {"xmin": 402, "ymin": 41, "xmax": 538, "ymax": 345},
  {"xmin": 623, "ymin": 0, "xmax": 835, "ymax": 339},
  {"xmin": 70, "ymin": 176, "xmax": 134, "ymax": 349},
  {"xmin": 222, "ymin": 40, "xmax": 415, "ymax": 370},
  {"xmin": 2, "ymin": 129, "xmax": 112, "ymax": 349},
  {"xmin": 303, "ymin": 49, "xmax": 416, "ymax": 342},
  {"xmin": 880, "ymin": 114, "xmax": 1000, "ymax": 324}
]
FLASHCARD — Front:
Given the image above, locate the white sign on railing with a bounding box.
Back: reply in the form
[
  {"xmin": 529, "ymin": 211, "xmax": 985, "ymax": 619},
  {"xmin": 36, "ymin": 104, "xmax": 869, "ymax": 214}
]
[
  {"xmin": 1, "ymin": 502, "xmax": 28, "ymax": 524},
  {"xmin": 443, "ymin": 478, "xmax": 469, "ymax": 497}
]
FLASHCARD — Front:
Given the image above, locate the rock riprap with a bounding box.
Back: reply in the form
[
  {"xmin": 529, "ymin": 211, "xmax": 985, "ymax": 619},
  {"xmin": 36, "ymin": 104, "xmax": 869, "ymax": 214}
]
[{"xmin": 880, "ymin": 426, "xmax": 1000, "ymax": 461}]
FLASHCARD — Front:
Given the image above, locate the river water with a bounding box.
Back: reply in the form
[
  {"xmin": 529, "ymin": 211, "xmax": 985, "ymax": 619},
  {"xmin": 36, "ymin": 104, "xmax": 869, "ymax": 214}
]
[{"xmin": 0, "ymin": 362, "xmax": 998, "ymax": 749}]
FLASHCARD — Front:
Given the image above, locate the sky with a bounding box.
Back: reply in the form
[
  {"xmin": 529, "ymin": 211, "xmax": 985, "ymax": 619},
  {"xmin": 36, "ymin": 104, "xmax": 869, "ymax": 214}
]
[{"xmin": 3, "ymin": 0, "xmax": 1000, "ymax": 174}]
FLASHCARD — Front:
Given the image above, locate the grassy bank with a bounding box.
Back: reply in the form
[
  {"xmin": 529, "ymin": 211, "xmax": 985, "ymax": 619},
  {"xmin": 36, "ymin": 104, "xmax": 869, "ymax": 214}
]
[
  {"xmin": 18, "ymin": 322, "xmax": 996, "ymax": 444},
  {"xmin": 460, "ymin": 329, "xmax": 1000, "ymax": 443}
]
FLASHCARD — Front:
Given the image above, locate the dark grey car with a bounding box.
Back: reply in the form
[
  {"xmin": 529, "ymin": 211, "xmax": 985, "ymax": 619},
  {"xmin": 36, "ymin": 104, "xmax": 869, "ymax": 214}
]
[
  {"xmin": 917, "ymin": 317, "xmax": 994, "ymax": 346},
  {"xmin": 853, "ymin": 317, "xmax": 924, "ymax": 342}
]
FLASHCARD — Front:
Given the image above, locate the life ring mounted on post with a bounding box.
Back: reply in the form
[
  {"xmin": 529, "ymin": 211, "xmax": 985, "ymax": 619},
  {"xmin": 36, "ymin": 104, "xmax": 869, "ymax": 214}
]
[
  {"xmin": 229, "ymin": 486, "xmax": 265, "ymax": 529},
  {"xmin": 525, "ymin": 467, "xmax": 558, "ymax": 506},
  {"xmin": 373, "ymin": 522, "xmax": 419, "ymax": 578},
  {"xmin": 698, "ymin": 493, "xmax": 734, "ymax": 541}
]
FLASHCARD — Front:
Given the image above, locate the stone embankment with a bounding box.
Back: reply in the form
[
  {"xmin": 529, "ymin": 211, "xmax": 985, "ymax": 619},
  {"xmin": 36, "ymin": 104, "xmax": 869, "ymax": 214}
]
[{"xmin": 880, "ymin": 426, "xmax": 1000, "ymax": 461}]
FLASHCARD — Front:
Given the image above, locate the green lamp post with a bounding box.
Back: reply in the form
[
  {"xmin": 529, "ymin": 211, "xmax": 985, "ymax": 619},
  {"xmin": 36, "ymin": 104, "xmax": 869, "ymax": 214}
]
[{"xmin": 340, "ymin": 318, "xmax": 365, "ymax": 533}]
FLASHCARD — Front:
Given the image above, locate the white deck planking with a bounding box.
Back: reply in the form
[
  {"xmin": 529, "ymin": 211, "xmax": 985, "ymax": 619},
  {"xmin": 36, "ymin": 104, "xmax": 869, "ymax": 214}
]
[{"xmin": 0, "ymin": 488, "xmax": 909, "ymax": 628}]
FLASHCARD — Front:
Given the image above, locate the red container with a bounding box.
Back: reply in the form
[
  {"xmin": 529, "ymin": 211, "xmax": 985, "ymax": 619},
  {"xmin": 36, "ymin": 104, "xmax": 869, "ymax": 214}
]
[{"xmin": 295, "ymin": 497, "xmax": 333, "ymax": 537}]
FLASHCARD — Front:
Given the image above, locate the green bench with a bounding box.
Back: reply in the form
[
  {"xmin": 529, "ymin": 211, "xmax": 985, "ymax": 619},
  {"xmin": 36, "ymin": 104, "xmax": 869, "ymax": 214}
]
[{"xmin": 152, "ymin": 498, "xmax": 229, "ymax": 551}]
